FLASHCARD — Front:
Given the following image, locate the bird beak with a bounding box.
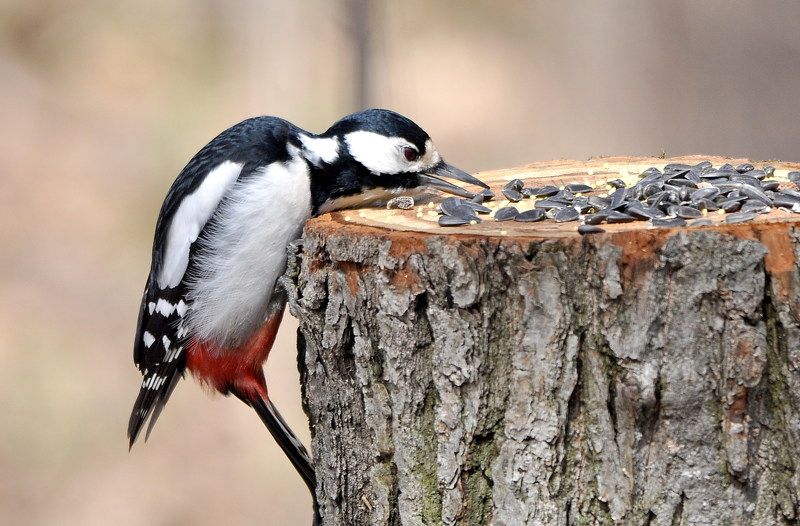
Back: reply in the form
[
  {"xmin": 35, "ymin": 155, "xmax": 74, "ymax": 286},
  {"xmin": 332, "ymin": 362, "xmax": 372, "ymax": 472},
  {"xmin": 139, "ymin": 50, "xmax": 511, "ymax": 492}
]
[{"xmin": 419, "ymin": 162, "xmax": 489, "ymax": 198}]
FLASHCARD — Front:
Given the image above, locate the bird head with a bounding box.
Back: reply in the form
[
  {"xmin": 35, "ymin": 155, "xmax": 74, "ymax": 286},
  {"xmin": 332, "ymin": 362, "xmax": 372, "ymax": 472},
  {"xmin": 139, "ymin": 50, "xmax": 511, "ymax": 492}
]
[{"xmin": 305, "ymin": 109, "xmax": 487, "ymax": 214}]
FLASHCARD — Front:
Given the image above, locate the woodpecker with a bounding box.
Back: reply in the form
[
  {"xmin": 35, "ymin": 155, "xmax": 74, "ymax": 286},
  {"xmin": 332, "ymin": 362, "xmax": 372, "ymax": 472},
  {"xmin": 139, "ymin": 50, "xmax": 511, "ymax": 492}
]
[{"xmin": 128, "ymin": 109, "xmax": 486, "ymax": 499}]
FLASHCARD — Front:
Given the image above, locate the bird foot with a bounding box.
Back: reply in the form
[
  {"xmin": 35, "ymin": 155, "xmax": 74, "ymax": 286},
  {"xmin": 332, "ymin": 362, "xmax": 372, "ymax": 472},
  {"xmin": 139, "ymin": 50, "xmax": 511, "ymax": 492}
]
[{"xmin": 279, "ymin": 238, "xmax": 305, "ymax": 310}]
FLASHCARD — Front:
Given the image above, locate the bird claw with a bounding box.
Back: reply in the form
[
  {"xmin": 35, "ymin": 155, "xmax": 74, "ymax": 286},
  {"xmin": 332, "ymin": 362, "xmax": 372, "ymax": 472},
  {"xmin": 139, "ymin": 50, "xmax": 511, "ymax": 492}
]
[
  {"xmin": 285, "ymin": 238, "xmax": 305, "ymax": 279},
  {"xmin": 280, "ymin": 238, "xmax": 305, "ymax": 310},
  {"xmin": 277, "ymin": 275, "xmax": 297, "ymax": 308}
]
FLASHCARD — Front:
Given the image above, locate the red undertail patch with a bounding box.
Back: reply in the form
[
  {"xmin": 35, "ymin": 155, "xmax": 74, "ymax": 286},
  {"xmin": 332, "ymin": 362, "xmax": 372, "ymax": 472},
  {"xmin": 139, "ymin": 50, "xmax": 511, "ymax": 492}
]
[{"xmin": 186, "ymin": 309, "xmax": 285, "ymax": 402}]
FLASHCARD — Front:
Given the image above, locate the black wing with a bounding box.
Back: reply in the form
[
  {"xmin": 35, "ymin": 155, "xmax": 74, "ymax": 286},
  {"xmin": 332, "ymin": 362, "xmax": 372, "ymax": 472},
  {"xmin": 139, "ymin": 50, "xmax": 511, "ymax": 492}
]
[
  {"xmin": 127, "ymin": 116, "xmax": 301, "ymax": 446},
  {"xmin": 127, "ymin": 274, "xmax": 190, "ymax": 446}
]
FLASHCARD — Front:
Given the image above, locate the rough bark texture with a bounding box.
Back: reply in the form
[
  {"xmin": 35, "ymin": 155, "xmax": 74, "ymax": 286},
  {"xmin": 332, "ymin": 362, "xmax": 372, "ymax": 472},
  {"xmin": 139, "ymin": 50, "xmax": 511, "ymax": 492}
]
[{"xmin": 286, "ymin": 157, "xmax": 800, "ymax": 525}]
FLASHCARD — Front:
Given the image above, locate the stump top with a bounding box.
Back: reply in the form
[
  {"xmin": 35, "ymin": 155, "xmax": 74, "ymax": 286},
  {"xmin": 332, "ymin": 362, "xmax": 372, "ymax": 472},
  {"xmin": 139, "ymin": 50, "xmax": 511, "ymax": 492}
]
[{"xmin": 309, "ymin": 155, "xmax": 800, "ymax": 241}]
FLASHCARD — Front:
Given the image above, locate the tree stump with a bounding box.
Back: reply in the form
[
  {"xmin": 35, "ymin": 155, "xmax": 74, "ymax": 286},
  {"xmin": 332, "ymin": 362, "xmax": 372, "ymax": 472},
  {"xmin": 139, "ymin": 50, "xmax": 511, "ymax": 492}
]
[{"xmin": 285, "ymin": 156, "xmax": 800, "ymax": 526}]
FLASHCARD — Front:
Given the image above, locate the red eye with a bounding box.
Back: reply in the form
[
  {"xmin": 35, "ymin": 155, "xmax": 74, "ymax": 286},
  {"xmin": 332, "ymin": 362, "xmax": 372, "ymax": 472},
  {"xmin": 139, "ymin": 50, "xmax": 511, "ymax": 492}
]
[{"xmin": 403, "ymin": 147, "xmax": 419, "ymax": 162}]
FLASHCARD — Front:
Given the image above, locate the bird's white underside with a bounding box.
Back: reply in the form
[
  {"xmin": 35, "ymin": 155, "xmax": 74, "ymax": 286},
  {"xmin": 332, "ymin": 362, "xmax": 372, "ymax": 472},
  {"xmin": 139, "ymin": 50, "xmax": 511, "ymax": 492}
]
[{"xmin": 184, "ymin": 145, "xmax": 312, "ymax": 346}]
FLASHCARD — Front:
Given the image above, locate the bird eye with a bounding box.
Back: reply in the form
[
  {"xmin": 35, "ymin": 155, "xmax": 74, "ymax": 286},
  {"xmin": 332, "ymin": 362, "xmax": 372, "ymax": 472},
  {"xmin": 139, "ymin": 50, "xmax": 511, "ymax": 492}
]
[{"xmin": 403, "ymin": 147, "xmax": 419, "ymax": 162}]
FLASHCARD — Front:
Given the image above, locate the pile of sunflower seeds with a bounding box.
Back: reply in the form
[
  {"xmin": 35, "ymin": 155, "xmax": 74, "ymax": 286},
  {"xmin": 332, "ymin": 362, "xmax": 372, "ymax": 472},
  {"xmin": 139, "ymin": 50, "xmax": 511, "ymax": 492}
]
[{"xmin": 437, "ymin": 161, "xmax": 800, "ymax": 234}]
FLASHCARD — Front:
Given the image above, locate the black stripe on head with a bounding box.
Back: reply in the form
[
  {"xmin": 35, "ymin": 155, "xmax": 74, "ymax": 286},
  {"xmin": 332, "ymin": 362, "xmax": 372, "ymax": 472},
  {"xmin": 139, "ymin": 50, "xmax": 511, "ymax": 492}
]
[{"xmin": 323, "ymin": 109, "xmax": 431, "ymax": 154}]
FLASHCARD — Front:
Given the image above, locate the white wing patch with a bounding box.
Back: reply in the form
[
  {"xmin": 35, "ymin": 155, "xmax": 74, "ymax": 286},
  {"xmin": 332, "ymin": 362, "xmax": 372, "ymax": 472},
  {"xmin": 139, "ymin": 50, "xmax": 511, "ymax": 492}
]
[
  {"xmin": 155, "ymin": 298, "xmax": 175, "ymax": 317},
  {"xmin": 142, "ymin": 331, "xmax": 156, "ymax": 348},
  {"xmin": 157, "ymin": 160, "xmax": 244, "ymax": 289}
]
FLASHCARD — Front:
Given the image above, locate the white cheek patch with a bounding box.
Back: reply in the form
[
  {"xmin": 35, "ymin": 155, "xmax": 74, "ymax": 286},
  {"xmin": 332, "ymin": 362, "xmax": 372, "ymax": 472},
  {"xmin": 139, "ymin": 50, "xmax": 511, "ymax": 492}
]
[
  {"xmin": 157, "ymin": 160, "xmax": 244, "ymax": 289},
  {"xmin": 345, "ymin": 131, "xmax": 442, "ymax": 175},
  {"xmin": 299, "ymin": 134, "xmax": 339, "ymax": 167}
]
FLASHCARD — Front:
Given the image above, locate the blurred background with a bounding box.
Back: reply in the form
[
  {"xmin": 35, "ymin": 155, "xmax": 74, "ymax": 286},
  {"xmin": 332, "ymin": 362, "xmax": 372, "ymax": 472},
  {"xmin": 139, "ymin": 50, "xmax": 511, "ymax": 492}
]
[{"xmin": 1, "ymin": 1, "xmax": 799, "ymax": 524}]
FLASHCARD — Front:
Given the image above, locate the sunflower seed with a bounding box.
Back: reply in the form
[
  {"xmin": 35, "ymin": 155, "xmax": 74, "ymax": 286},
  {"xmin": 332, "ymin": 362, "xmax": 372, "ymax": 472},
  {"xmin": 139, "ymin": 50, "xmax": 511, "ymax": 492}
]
[
  {"xmin": 730, "ymin": 174, "xmax": 761, "ymax": 187},
  {"xmin": 439, "ymin": 197, "xmax": 463, "ymax": 216},
  {"xmin": 764, "ymin": 166, "xmax": 775, "ymax": 177},
  {"xmin": 644, "ymin": 183, "xmax": 663, "ymax": 197},
  {"xmin": 550, "ymin": 190, "xmax": 575, "ymax": 203},
  {"xmin": 589, "ymin": 195, "xmax": 611, "ymax": 209},
  {"xmin": 700, "ymin": 169, "xmax": 727, "ymax": 180},
  {"xmin": 503, "ymin": 179, "xmax": 524, "ymax": 191},
  {"xmin": 554, "ymin": 207, "xmax": 580, "ymax": 222},
  {"xmin": 761, "ymin": 180, "xmax": 780, "ymax": 191},
  {"xmin": 480, "ymin": 188, "xmax": 496, "ymax": 201},
  {"xmin": 532, "ymin": 185, "xmax": 559, "ymax": 197},
  {"xmin": 451, "ymin": 204, "xmax": 479, "ymax": 220},
  {"xmin": 566, "ymin": 183, "xmax": 593, "ymax": 193},
  {"xmin": 740, "ymin": 201, "xmax": 771, "ymax": 214},
  {"xmin": 740, "ymin": 185, "xmax": 772, "ymax": 205},
  {"xmin": 685, "ymin": 170, "xmax": 702, "ymax": 183},
  {"xmin": 788, "ymin": 172, "xmax": 800, "ymax": 185},
  {"xmin": 651, "ymin": 217, "xmax": 687, "ymax": 228},
  {"xmin": 386, "ymin": 196, "xmax": 415, "ymax": 210},
  {"xmin": 534, "ymin": 200, "xmax": 564, "ymax": 210},
  {"xmin": 494, "ymin": 207, "xmax": 519, "ymax": 221},
  {"xmin": 584, "ymin": 212, "xmax": 608, "ymax": 225},
  {"xmin": 572, "ymin": 197, "xmax": 593, "ymax": 213},
  {"xmin": 673, "ymin": 205, "xmax": 702, "ymax": 219},
  {"xmin": 772, "ymin": 194, "xmax": 800, "ymax": 208},
  {"xmin": 720, "ymin": 199, "xmax": 744, "ymax": 213},
  {"xmin": 438, "ymin": 215, "xmax": 470, "ymax": 226},
  {"xmin": 606, "ymin": 210, "xmax": 636, "ymax": 223},
  {"xmin": 689, "ymin": 218, "xmax": 713, "ymax": 227},
  {"xmin": 578, "ymin": 225, "xmax": 605, "ymax": 235},
  {"xmin": 627, "ymin": 203, "xmax": 663, "ymax": 220},
  {"xmin": 515, "ymin": 209, "xmax": 546, "ymax": 222},
  {"xmin": 669, "ymin": 178, "xmax": 698, "ymax": 188},
  {"xmin": 691, "ymin": 187, "xmax": 721, "ymax": 201},
  {"xmin": 607, "ymin": 179, "xmax": 626, "ymax": 189},
  {"xmin": 725, "ymin": 211, "xmax": 758, "ymax": 224},
  {"xmin": 502, "ymin": 188, "xmax": 524, "ymax": 202},
  {"xmin": 610, "ymin": 188, "xmax": 627, "ymax": 209},
  {"xmin": 736, "ymin": 163, "xmax": 755, "ymax": 173},
  {"xmin": 662, "ymin": 164, "xmax": 689, "ymax": 173},
  {"xmin": 463, "ymin": 201, "xmax": 492, "ymax": 214},
  {"xmin": 694, "ymin": 199, "xmax": 720, "ymax": 211}
]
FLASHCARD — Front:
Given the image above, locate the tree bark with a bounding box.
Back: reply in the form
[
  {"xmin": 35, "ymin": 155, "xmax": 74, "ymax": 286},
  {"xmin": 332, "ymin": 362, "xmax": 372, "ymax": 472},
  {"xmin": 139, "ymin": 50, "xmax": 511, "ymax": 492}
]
[{"xmin": 286, "ymin": 156, "xmax": 800, "ymax": 525}]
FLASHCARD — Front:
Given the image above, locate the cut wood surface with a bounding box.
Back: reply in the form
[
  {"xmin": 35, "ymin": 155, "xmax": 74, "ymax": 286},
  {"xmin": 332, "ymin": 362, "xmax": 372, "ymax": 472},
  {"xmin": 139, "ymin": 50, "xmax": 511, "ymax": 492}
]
[{"xmin": 286, "ymin": 156, "xmax": 800, "ymax": 526}]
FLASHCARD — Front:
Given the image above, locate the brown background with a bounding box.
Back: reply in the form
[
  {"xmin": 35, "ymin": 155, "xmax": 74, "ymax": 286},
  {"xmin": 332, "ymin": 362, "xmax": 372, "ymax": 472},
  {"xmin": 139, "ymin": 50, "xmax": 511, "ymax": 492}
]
[{"xmin": 1, "ymin": 1, "xmax": 799, "ymax": 524}]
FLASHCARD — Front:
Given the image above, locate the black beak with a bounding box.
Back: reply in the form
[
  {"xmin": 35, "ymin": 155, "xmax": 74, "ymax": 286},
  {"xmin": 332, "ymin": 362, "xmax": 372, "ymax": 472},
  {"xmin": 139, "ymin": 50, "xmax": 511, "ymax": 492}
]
[{"xmin": 418, "ymin": 162, "xmax": 489, "ymax": 198}]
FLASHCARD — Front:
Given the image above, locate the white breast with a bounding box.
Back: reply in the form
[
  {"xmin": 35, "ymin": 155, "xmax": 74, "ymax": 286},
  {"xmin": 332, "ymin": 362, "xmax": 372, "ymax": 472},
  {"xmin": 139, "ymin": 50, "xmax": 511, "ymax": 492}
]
[{"xmin": 185, "ymin": 151, "xmax": 312, "ymax": 347}]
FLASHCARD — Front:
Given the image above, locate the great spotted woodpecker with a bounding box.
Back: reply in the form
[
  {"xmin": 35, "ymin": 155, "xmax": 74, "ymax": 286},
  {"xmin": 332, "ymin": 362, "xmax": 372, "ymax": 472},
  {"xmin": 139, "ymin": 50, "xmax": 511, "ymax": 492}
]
[{"xmin": 128, "ymin": 109, "xmax": 485, "ymax": 499}]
